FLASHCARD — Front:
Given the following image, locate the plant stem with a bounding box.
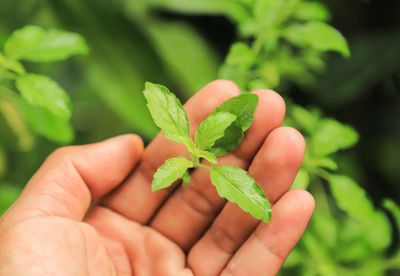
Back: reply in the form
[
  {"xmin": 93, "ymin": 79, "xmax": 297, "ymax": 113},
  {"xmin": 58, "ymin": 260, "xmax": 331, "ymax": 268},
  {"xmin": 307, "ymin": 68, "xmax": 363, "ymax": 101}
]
[{"xmin": 197, "ymin": 163, "xmax": 212, "ymax": 170}]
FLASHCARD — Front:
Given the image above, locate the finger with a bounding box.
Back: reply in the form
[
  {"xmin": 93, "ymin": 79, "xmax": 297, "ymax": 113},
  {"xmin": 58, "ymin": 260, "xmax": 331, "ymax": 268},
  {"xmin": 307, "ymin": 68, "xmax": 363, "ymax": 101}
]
[
  {"xmin": 102, "ymin": 80, "xmax": 240, "ymax": 223},
  {"xmin": 1, "ymin": 134, "xmax": 143, "ymax": 225},
  {"xmin": 220, "ymin": 189, "xmax": 314, "ymax": 276},
  {"xmin": 188, "ymin": 127, "xmax": 305, "ymax": 275},
  {"xmin": 150, "ymin": 90, "xmax": 286, "ymax": 251}
]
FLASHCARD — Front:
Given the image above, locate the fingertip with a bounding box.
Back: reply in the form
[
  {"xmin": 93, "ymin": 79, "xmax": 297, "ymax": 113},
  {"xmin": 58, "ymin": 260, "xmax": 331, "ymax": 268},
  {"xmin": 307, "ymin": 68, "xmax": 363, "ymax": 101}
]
[
  {"xmin": 274, "ymin": 127, "xmax": 306, "ymax": 157},
  {"xmin": 252, "ymin": 89, "xmax": 286, "ymax": 121},
  {"xmin": 265, "ymin": 127, "xmax": 306, "ymax": 169},
  {"xmin": 103, "ymin": 134, "xmax": 144, "ymax": 159},
  {"xmin": 288, "ymin": 189, "xmax": 315, "ymax": 216},
  {"xmin": 205, "ymin": 79, "xmax": 241, "ymax": 95},
  {"xmin": 196, "ymin": 79, "xmax": 240, "ymax": 105}
]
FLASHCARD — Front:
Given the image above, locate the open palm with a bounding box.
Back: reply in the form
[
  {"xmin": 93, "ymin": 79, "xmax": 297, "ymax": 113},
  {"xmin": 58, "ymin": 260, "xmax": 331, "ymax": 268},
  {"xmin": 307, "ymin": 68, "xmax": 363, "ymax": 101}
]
[{"xmin": 0, "ymin": 80, "xmax": 314, "ymax": 276}]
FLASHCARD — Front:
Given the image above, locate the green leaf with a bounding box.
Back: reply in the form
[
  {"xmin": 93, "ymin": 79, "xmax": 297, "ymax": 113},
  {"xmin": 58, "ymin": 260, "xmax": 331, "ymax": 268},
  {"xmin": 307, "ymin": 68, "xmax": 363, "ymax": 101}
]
[
  {"xmin": 328, "ymin": 175, "xmax": 376, "ymax": 224},
  {"xmin": 284, "ymin": 21, "xmax": 350, "ymax": 57},
  {"xmin": 211, "ymin": 94, "xmax": 258, "ymax": 132},
  {"xmin": 16, "ymin": 74, "xmax": 72, "ymax": 120},
  {"xmin": 209, "ymin": 94, "xmax": 258, "ymax": 155},
  {"xmin": 311, "ymin": 214, "xmax": 339, "ymax": 248},
  {"xmin": 143, "ymin": 82, "xmax": 190, "ymax": 144},
  {"xmin": 218, "ymin": 43, "xmax": 255, "ymax": 89},
  {"xmin": 1, "ymin": 81, "xmax": 71, "ymax": 144},
  {"xmin": 181, "ymin": 171, "xmax": 191, "ymax": 186},
  {"xmin": 293, "ymin": 2, "xmax": 330, "ymax": 21},
  {"xmin": 383, "ymin": 199, "xmax": 400, "ymax": 239},
  {"xmin": 256, "ymin": 62, "xmax": 280, "ymax": 88},
  {"xmin": 289, "ymin": 105, "xmax": 320, "ymax": 134},
  {"xmin": 0, "ymin": 51, "xmax": 25, "ymax": 74},
  {"xmin": 152, "ymin": 157, "xmax": 193, "ymax": 191},
  {"xmin": 365, "ymin": 211, "xmax": 391, "ymax": 251},
  {"xmin": 328, "ymin": 175, "xmax": 392, "ymax": 251},
  {"xmin": 198, "ymin": 150, "xmax": 218, "ymax": 164},
  {"xmin": 4, "ymin": 25, "xmax": 89, "ymax": 62},
  {"xmin": 291, "ymin": 168, "xmax": 310, "ymax": 190},
  {"xmin": 25, "ymin": 105, "xmax": 74, "ymax": 144},
  {"xmin": 311, "ymin": 118, "xmax": 359, "ymax": 156},
  {"xmin": 225, "ymin": 42, "xmax": 255, "ymax": 67},
  {"xmin": 210, "ymin": 124, "xmax": 244, "ymax": 156},
  {"xmin": 210, "ymin": 166, "xmax": 271, "ymax": 222},
  {"xmin": 0, "ymin": 85, "xmax": 35, "ymax": 150},
  {"xmin": 254, "ymin": 0, "xmax": 299, "ymax": 30},
  {"xmin": 195, "ymin": 112, "xmax": 236, "ymax": 150}
]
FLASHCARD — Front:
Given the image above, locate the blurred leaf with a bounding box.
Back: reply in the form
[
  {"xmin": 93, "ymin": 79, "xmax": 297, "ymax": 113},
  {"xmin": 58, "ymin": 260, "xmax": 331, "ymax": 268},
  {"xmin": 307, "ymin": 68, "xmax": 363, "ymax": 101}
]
[
  {"xmin": 291, "ymin": 168, "xmax": 310, "ymax": 190},
  {"xmin": 301, "ymin": 232, "xmax": 334, "ymax": 273},
  {"xmin": 0, "ymin": 85, "xmax": 34, "ymax": 150},
  {"xmin": 328, "ymin": 174, "xmax": 375, "ymax": 222},
  {"xmin": 293, "ymin": 1, "xmax": 330, "ymax": 22},
  {"xmin": 0, "ymin": 147, "xmax": 6, "ymax": 178},
  {"xmin": 247, "ymin": 78, "xmax": 271, "ymax": 90},
  {"xmin": 147, "ymin": 0, "xmax": 251, "ymax": 23},
  {"xmin": 365, "ymin": 210, "xmax": 392, "ymax": 251},
  {"xmin": 225, "ymin": 42, "xmax": 255, "ymax": 67},
  {"xmin": 301, "ymin": 49, "xmax": 326, "ymax": 72},
  {"xmin": 4, "ymin": 25, "xmax": 88, "ymax": 62},
  {"xmin": 311, "ymin": 118, "xmax": 359, "ymax": 156},
  {"xmin": 257, "ymin": 62, "xmax": 280, "ymax": 88},
  {"xmin": 254, "ymin": 0, "xmax": 299, "ymax": 29},
  {"xmin": 312, "ymin": 213, "xmax": 339, "ymax": 248},
  {"xmin": 337, "ymin": 240, "xmax": 370, "ymax": 262},
  {"xmin": 328, "ymin": 174, "xmax": 391, "ymax": 250},
  {"xmin": 383, "ymin": 199, "xmax": 400, "ymax": 239},
  {"xmin": 290, "ymin": 105, "xmax": 320, "ymax": 134},
  {"xmin": 0, "ymin": 182, "xmax": 22, "ymax": 214},
  {"xmin": 283, "ymin": 248, "xmax": 303, "ymax": 268},
  {"xmin": 145, "ymin": 21, "xmax": 219, "ymax": 94},
  {"xmin": 16, "ymin": 74, "xmax": 72, "ymax": 120},
  {"xmin": 307, "ymin": 156, "xmax": 338, "ymax": 170},
  {"xmin": 25, "ymin": 104, "xmax": 74, "ymax": 144},
  {"xmin": 328, "ymin": 175, "xmax": 374, "ymax": 222},
  {"xmin": 0, "ymin": 51, "xmax": 25, "ymax": 74},
  {"xmin": 284, "ymin": 21, "xmax": 350, "ymax": 57}
]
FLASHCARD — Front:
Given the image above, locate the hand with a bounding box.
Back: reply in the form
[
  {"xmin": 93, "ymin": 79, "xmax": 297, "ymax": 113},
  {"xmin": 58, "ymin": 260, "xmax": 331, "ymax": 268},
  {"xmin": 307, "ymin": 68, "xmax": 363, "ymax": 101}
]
[{"xmin": 0, "ymin": 80, "xmax": 314, "ymax": 276}]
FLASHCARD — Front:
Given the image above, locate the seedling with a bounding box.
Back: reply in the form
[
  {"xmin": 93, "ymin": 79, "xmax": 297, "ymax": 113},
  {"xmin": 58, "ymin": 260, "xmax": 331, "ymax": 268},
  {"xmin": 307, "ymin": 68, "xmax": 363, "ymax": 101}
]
[{"xmin": 143, "ymin": 82, "xmax": 271, "ymax": 223}]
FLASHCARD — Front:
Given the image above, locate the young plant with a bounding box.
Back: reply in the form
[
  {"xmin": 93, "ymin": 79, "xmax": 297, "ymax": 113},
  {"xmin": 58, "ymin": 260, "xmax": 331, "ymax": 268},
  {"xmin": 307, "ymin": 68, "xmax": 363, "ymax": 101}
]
[{"xmin": 143, "ymin": 82, "xmax": 271, "ymax": 223}]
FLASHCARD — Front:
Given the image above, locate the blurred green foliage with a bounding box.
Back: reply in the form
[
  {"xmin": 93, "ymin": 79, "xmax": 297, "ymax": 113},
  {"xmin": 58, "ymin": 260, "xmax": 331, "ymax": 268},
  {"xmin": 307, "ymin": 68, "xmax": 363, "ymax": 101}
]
[{"xmin": 0, "ymin": 0, "xmax": 399, "ymax": 275}]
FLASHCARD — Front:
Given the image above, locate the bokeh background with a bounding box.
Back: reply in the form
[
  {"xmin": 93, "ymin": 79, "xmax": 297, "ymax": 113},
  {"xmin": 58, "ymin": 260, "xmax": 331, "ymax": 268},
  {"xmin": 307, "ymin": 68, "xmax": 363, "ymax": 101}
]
[{"xmin": 0, "ymin": 0, "xmax": 399, "ymax": 275}]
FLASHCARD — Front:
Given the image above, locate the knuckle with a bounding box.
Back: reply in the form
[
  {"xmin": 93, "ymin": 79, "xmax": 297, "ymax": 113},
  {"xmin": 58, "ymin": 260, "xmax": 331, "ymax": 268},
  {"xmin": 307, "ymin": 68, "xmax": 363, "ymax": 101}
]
[{"xmin": 209, "ymin": 223, "xmax": 239, "ymax": 255}]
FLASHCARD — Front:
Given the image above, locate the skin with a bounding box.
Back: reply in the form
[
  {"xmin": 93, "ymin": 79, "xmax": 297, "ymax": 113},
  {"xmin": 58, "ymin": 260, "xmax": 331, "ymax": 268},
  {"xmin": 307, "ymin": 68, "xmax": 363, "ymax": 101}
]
[{"xmin": 0, "ymin": 80, "xmax": 315, "ymax": 276}]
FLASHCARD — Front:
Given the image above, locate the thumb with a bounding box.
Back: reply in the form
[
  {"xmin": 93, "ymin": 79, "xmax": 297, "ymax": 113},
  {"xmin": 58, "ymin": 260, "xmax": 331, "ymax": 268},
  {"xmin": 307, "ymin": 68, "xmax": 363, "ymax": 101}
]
[{"xmin": 1, "ymin": 134, "xmax": 143, "ymax": 225}]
